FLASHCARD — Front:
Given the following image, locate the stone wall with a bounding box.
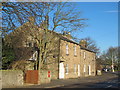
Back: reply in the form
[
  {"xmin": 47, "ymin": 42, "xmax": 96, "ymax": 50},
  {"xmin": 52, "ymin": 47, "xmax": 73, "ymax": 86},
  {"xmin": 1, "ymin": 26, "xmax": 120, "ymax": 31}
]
[
  {"xmin": 60, "ymin": 40, "xmax": 81, "ymax": 79},
  {"xmin": 80, "ymin": 49, "xmax": 96, "ymax": 77},
  {"xmin": 59, "ymin": 39, "xmax": 96, "ymax": 79},
  {"xmin": 1, "ymin": 70, "xmax": 24, "ymax": 88},
  {"xmin": 39, "ymin": 70, "xmax": 51, "ymax": 84}
]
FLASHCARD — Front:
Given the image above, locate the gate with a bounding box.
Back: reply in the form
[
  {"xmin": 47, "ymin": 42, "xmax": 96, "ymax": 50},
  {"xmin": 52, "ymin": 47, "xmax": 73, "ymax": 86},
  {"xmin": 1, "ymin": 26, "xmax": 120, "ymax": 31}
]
[{"xmin": 25, "ymin": 70, "xmax": 39, "ymax": 84}]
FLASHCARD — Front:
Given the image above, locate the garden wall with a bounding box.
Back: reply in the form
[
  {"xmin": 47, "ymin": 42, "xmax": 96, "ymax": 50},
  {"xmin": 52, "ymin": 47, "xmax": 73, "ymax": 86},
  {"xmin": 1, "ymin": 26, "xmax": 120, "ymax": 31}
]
[
  {"xmin": 39, "ymin": 70, "xmax": 51, "ymax": 84},
  {"xmin": 1, "ymin": 70, "xmax": 24, "ymax": 88}
]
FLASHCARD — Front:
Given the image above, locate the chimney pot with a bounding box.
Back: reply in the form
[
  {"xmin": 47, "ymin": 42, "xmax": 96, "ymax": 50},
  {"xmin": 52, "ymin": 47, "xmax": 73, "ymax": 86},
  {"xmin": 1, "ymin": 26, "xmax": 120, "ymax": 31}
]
[
  {"xmin": 28, "ymin": 16, "xmax": 35, "ymax": 22},
  {"xmin": 79, "ymin": 40, "xmax": 87, "ymax": 48}
]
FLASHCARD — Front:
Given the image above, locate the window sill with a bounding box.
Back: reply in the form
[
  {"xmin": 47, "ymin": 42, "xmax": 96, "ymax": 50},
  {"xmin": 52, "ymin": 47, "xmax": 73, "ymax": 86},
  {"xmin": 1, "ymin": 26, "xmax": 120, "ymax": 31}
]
[
  {"xmin": 66, "ymin": 54, "xmax": 69, "ymax": 56},
  {"xmin": 74, "ymin": 55, "xmax": 77, "ymax": 57}
]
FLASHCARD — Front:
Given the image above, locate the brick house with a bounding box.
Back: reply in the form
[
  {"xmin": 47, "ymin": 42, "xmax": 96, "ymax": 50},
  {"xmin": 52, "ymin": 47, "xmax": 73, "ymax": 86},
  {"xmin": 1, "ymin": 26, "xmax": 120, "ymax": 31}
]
[{"xmin": 7, "ymin": 21, "xmax": 96, "ymax": 80}]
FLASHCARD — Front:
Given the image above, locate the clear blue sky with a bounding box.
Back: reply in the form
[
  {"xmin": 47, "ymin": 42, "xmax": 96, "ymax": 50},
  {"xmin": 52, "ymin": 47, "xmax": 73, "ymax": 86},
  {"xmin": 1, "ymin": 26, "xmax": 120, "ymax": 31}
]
[{"xmin": 72, "ymin": 2, "xmax": 118, "ymax": 53}]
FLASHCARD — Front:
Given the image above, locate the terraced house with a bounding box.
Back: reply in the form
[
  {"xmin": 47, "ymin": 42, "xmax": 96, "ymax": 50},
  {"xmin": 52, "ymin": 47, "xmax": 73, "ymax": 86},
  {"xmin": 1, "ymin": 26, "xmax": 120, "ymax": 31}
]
[
  {"xmin": 6, "ymin": 21, "xmax": 96, "ymax": 81},
  {"xmin": 40, "ymin": 31, "xmax": 96, "ymax": 80},
  {"xmin": 57, "ymin": 34, "xmax": 96, "ymax": 79}
]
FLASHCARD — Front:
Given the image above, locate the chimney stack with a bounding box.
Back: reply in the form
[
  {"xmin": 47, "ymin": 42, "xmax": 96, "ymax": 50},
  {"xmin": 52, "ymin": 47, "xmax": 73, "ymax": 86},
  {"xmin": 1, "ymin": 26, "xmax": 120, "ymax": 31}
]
[
  {"xmin": 79, "ymin": 40, "xmax": 87, "ymax": 48},
  {"xmin": 63, "ymin": 31, "xmax": 71, "ymax": 39},
  {"xmin": 28, "ymin": 16, "xmax": 35, "ymax": 23}
]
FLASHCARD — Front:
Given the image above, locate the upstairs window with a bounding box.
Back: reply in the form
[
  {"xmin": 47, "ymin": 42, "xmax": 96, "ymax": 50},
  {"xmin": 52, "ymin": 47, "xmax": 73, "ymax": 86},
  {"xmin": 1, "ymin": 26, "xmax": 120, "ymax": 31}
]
[
  {"xmin": 66, "ymin": 44, "xmax": 69, "ymax": 55},
  {"xmin": 29, "ymin": 42, "xmax": 32, "ymax": 47},
  {"xmin": 83, "ymin": 51, "xmax": 86, "ymax": 59},
  {"xmin": 74, "ymin": 46, "xmax": 77, "ymax": 56},
  {"xmin": 25, "ymin": 41, "xmax": 29, "ymax": 47},
  {"xmin": 25, "ymin": 41, "xmax": 33, "ymax": 47},
  {"xmin": 29, "ymin": 51, "xmax": 38, "ymax": 61}
]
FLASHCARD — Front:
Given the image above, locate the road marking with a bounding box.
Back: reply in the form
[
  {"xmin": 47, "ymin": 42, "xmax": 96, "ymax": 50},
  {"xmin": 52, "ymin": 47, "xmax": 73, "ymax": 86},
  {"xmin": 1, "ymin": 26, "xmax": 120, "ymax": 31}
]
[
  {"xmin": 44, "ymin": 85, "xmax": 64, "ymax": 88},
  {"xmin": 107, "ymin": 85, "xmax": 112, "ymax": 88},
  {"xmin": 107, "ymin": 81, "xmax": 111, "ymax": 83}
]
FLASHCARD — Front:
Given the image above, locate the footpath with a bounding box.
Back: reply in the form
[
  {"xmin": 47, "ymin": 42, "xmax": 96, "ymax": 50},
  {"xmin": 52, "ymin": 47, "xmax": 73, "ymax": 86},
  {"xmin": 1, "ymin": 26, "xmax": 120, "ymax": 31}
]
[{"xmin": 17, "ymin": 72, "xmax": 119, "ymax": 88}]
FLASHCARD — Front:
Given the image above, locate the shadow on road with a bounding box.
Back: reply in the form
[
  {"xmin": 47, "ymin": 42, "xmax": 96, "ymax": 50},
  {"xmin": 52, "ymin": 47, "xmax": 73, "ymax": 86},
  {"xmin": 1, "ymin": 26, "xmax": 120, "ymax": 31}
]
[
  {"xmin": 85, "ymin": 77, "xmax": 119, "ymax": 88},
  {"xmin": 51, "ymin": 77, "xmax": 119, "ymax": 89}
]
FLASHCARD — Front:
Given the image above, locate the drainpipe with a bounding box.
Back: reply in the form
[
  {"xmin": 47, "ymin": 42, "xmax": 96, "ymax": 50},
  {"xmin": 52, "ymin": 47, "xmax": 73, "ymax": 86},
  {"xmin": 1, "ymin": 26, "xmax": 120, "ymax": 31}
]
[{"xmin": 58, "ymin": 39, "xmax": 61, "ymax": 79}]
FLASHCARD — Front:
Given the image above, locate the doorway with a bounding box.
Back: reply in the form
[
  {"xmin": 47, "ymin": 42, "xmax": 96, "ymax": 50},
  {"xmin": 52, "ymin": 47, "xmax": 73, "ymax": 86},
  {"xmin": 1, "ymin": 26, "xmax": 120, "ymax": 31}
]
[{"xmin": 59, "ymin": 62, "xmax": 65, "ymax": 79}]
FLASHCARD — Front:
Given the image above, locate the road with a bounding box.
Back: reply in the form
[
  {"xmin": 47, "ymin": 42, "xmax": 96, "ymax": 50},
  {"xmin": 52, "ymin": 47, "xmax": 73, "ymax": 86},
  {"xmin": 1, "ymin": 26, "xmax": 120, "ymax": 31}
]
[
  {"xmin": 54, "ymin": 77, "xmax": 118, "ymax": 88},
  {"xmin": 50, "ymin": 72, "xmax": 119, "ymax": 88},
  {"xmin": 5, "ymin": 72, "xmax": 118, "ymax": 89}
]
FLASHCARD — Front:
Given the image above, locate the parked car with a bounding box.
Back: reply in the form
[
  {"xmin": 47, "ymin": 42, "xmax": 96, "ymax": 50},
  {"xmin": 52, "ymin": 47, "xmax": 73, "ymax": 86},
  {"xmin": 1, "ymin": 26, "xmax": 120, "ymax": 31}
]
[{"xmin": 102, "ymin": 68, "xmax": 111, "ymax": 72}]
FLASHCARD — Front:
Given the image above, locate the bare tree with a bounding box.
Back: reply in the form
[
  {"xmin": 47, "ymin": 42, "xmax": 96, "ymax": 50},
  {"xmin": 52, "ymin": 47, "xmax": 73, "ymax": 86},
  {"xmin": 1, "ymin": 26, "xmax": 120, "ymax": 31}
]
[
  {"xmin": 2, "ymin": 2, "xmax": 87, "ymax": 36},
  {"xmin": 2, "ymin": 2, "xmax": 87, "ymax": 71},
  {"xmin": 100, "ymin": 46, "xmax": 119, "ymax": 71},
  {"xmin": 80, "ymin": 37, "xmax": 100, "ymax": 53}
]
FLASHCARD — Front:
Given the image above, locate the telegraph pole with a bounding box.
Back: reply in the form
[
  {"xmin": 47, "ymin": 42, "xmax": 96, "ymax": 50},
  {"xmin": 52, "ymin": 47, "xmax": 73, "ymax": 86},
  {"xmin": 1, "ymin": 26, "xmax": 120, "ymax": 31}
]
[{"xmin": 111, "ymin": 54, "xmax": 114, "ymax": 72}]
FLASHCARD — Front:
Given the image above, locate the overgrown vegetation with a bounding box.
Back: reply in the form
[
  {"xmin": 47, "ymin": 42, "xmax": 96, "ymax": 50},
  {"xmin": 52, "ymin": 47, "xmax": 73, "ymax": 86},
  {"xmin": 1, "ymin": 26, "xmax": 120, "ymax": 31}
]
[{"xmin": 2, "ymin": 38, "xmax": 15, "ymax": 69}]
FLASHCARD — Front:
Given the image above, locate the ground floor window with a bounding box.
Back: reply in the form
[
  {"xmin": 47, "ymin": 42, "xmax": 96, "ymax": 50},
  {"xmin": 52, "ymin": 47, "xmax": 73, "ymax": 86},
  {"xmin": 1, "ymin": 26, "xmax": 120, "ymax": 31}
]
[
  {"xmin": 78, "ymin": 64, "xmax": 80, "ymax": 76},
  {"xmin": 88, "ymin": 65, "xmax": 91, "ymax": 75},
  {"xmin": 65, "ymin": 64, "xmax": 68, "ymax": 74},
  {"xmin": 74, "ymin": 64, "xmax": 76, "ymax": 74},
  {"xmin": 84, "ymin": 65, "xmax": 86, "ymax": 72}
]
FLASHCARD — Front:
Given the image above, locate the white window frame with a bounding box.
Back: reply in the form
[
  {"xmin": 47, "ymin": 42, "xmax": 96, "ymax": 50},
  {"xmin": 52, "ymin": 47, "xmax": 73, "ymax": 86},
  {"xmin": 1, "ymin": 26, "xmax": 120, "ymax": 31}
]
[
  {"xmin": 74, "ymin": 64, "xmax": 76, "ymax": 74},
  {"xmin": 25, "ymin": 41, "xmax": 29, "ymax": 47},
  {"xmin": 66, "ymin": 44, "xmax": 69, "ymax": 55},
  {"xmin": 65, "ymin": 64, "xmax": 69, "ymax": 74},
  {"xmin": 78, "ymin": 64, "xmax": 80, "ymax": 76},
  {"xmin": 84, "ymin": 65, "xmax": 86, "ymax": 72},
  {"xmin": 88, "ymin": 65, "xmax": 91, "ymax": 75},
  {"xmin": 83, "ymin": 51, "xmax": 86, "ymax": 59},
  {"xmin": 74, "ymin": 46, "xmax": 77, "ymax": 56},
  {"xmin": 29, "ymin": 51, "xmax": 38, "ymax": 61},
  {"xmin": 34, "ymin": 51, "xmax": 38, "ymax": 61}
]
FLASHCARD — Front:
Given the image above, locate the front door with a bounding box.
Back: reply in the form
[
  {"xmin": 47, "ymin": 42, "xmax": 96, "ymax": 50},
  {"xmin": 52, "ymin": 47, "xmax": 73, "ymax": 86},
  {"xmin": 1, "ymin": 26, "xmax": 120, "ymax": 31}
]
[
  {"xmin": 59, "ymin": 62, "xmax": 64, "ymax": 79},
  {"xmin": 78, "ymin": 64, "xmax": 80, "ymax": 76}
]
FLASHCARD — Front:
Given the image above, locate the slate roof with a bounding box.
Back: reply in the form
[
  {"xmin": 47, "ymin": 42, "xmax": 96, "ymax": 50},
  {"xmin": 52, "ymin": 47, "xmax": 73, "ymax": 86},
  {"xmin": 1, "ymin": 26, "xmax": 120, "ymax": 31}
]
[{"xmin": 53, "ymin": 31, "xmax": 96, "ymax": 53}]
